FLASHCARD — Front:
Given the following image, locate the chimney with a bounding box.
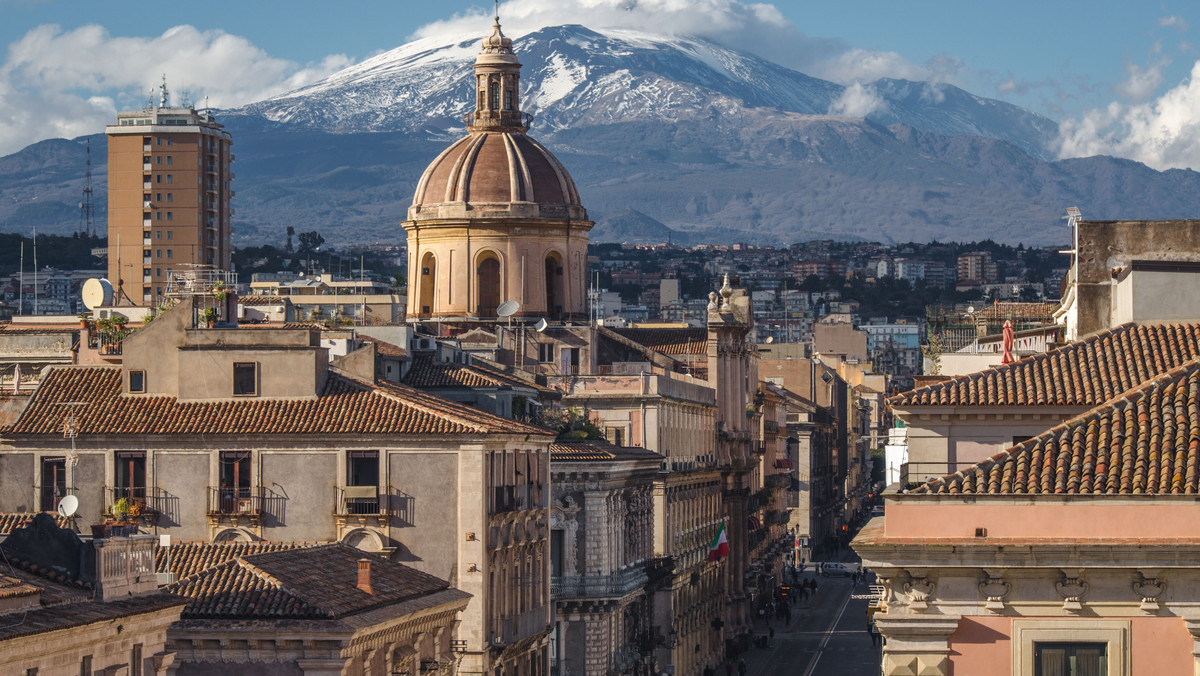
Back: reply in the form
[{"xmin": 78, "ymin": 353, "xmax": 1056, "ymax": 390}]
[{"xmin": 357, "ymin": 558, "xmax": 374, "ymax": 595}]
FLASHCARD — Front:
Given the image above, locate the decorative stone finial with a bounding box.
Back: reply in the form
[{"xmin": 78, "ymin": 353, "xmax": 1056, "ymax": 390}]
[
  {"xmin": 707, "ymin": 291, "xmax": 719, "ymax": 312},
  {"xmin": 719, "ymin": 274, "xmax": 733, "ymax": 311}
]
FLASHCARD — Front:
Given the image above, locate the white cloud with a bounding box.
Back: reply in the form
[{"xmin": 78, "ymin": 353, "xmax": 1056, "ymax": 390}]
[
  {"xmin": 1159, "ymin": 14, "xmax": 1189, "ymax": 32},
  {"xmin": 1115, "ymin": 62, "xmax": 1165, "ymax": 102},
  {"xmin": 412, "ymin": 0, "xmax": 924, "ymax": 85},
  {"xmin": 1056, "ymin": 60, "xmax": 1200, "ymax": 170},
  {"xmin": 0, "ymin": 23, "xmax": 352, "ymax": 156},
  {"xmin": 827, "ymin": 82, "xmax": 885, "ymax": 118}
]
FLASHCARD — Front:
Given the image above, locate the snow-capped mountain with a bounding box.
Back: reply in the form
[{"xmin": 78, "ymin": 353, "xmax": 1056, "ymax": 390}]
[
  {"xmin": 6, "ymin": 23, "xmax": 1200, "ymax": 246},
  {"xmin": 231, "ymin": 25, "xmax": 1057, "ymax": 160}
]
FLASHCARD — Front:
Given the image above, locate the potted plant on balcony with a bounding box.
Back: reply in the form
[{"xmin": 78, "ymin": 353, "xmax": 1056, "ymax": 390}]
[
  {"xmin": 78, "ymin": 312, "xmax": 92, "ymax": 329},
  {"xmin": 202, "ymin": 307, "xmax": 218, "ymax": 328}
]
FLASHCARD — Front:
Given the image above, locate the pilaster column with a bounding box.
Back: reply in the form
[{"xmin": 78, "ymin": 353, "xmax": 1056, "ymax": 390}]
[
  {"xmin": 874, "ymin": 614, "xmax": 960, "ymax": 676},
  {"xmin": 1184, "ymin": 619, "xmax": 1200, "ymax": 676},
  {"xmin": 585, "ymin": 493, "xmax": 609, "ymax": 575}
]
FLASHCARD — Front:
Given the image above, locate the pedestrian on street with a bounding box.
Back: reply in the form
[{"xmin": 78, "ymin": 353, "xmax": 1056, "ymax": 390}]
[
  {"xmin": 737, "ymin": 659, "xmax": 747, "ymax": 676},
  {"xmin": 869, "ymin": 625, "xmax": 879, "ymax": 647}
]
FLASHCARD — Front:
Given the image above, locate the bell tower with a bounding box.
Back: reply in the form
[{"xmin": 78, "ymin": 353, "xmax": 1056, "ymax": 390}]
[{"xmin": 470, "ymin": 12, "xmax": 527, "ymax": 132}]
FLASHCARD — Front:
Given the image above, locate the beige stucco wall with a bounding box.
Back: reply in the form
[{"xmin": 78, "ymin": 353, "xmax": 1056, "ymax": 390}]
[{"xmin": 404, "ymin": 221, "xmax": 590, "ymax": 319}]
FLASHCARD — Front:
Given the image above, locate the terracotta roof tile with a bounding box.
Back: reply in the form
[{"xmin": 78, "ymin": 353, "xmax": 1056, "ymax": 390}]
[
  {"xmin": 358, "ymin": 335, "xmax": 406, "ymax": 357},
  {"xmin": 550, "ymin": 440, "xmax": 663, "ymax": 462},
  {"xmin": 892, "ymin": 323, "xmax": 1200, "ymax": 407},
  {"xmin": 915, "ymin": 359, "xmax": 1200, "ymax": 495},
  {"xmin": 0, "ymin": 593, "xmax": 184, "ymax": 642},
  {"xmin": 237, "ymin": 295, "xmax": 285, "ymax": 306},
  {"xmin": 609, "ymin": 328, "xmax": 708, "ymax": 356},
  {"xmin": 157, "ymin": 541, "xmax": 322, "ymax": 580},
  {"xmin": 167, "ymin": 543, "xmax": 453, "ymax": 619},
  {"xmin": 404, "ymin": 356, "xmax": 551, "ymax": 393},
  {"xmin": 6, "ymin": 367, "xmax": 551, "ymax": 438},
  {"xmin": 0, "ymin": 512, "xmax": 72, "ymax": 534}
]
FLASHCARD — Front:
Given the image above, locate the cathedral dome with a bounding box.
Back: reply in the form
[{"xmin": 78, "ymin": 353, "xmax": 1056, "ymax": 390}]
[
  {"xmin": 407, "ymin": 16, "xmax": 587, "ymax": 224},
  {"xmin": 408, "ymin": 131, "xmax": 585, "ymax": 221}
]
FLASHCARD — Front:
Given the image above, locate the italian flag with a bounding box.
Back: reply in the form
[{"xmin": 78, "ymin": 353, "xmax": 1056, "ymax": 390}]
[{"xmin": 708, "ymin": 522, "xmax": 729, "ymax": 561}]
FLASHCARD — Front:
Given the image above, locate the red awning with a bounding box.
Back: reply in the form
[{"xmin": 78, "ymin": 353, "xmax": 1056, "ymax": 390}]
[{"xmin": 774, "ymin": 459, "xmax": 793, "ymax": 470}]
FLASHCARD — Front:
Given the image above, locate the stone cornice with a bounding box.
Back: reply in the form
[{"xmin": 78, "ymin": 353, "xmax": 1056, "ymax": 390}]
[{"xmin": 857, "ymin": 540, "xmax": 1200, "ymax": 569}]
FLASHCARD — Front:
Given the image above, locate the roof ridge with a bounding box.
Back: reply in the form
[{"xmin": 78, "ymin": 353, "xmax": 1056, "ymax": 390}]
[{"xmin": 914, "ymin": 355, "xmax": 1200, "ymax": 495}]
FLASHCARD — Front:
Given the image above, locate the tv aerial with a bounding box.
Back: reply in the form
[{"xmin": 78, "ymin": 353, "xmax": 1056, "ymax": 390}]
[{"xmin": 57, "ymin": 495, "xmax": 79, "ymax": 518}]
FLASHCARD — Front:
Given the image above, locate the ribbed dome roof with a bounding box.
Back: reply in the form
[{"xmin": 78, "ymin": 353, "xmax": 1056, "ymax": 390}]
[{"xmin": 408, "ymin": 131, "xmax": 586, "ymax": 221}]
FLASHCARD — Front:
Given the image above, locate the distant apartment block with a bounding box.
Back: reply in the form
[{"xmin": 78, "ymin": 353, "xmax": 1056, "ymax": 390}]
[
  {"xmin": 106, "ymin": 83, "xmax": 233, "ymax": 306},
  {"xmin": 955, "ymin": 251, "xmax": 998, "ymax": 284}
]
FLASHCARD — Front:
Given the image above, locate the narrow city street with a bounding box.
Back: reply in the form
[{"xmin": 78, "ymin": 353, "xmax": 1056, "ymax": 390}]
[{"xmin": 736, "ymin": 557, "xmax": 880, "ymax": 676}]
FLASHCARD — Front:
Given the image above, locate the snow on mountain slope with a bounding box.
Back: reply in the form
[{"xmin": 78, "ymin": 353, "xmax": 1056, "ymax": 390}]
[{"xmin": 229, "ymin": 24, "xmax": 1057, "ymax": 159}]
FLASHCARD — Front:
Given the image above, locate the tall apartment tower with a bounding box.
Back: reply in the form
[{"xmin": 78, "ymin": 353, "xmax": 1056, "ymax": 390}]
[{"xmin": 106, "ymin": 82, "xmax": 233, "ymax": 306}]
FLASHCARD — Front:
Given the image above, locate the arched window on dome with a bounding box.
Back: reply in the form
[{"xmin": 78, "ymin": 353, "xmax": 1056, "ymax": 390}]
[
  {"xmin": 419, "ymin": 252, "xmax": 436, "ymax": 317},
  {"xmin": 490, "ymin": 80, "xmax": 500, "ymax": 112},
  {"xmin": 504, "ymin": 89, "xmax": 513, "ymax": 111},
  {"xmin": 476, "ymin": 252, "xmax": 502, "ymax": 318},
  {"xmin": 545, "ymin": 252, "xmax": 565, "ymax": 319}
]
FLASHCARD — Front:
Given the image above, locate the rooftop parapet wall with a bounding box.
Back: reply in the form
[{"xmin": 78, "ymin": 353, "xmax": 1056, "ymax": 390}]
[
  {"xmin": 882, "ymin": 497, "xmax": 1200, "ymax": 541},
  {"xmin": 565, "ymin": 373, "xmax": 716, "ymax": 406}
]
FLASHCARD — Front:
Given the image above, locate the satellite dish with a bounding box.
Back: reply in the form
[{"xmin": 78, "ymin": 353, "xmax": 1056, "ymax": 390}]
[
  {"xmin": 496, "ymin": 300, "xmax": 520, "ymax": 317},
  {"xmin": 57, "ymin": 494, "xmax": 78, "ymax": 518},
  {"xmin": 81, "ymin": 278, "xmax": 113, "ymax": 311},
  {"xmin": 967, "ymin": 306, "xmax": 975, "ymax": 314},
  {"xmin": 534, "ymin": 318, "xmax": 548, "ymax": 332},
  {"xmin": 765, "ymin": 336, "xmax": 775, "ymax": 344}
]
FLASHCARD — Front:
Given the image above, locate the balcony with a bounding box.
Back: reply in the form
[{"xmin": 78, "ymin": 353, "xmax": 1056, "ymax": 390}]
[
  {"xmin": 493, "ymin": 607, "xmax": 549, "ymax": 646},
  {"xmin": 208, "ymin": 486, "xmax": 264, "ymax": 515},
  {"xmin": 492, "ymin": 484, "xmax": 544, "ymax": 514},
  {"xmin": 551, "ymin": 566, "xmax": 649, "ymax": 600},
  {"xmin": 336, "ymin": 485, "xmax": 382, "ymax": 515},
  {"xmin": 103, "ymin": 486, "xmax": 162, "ymax": 524}
]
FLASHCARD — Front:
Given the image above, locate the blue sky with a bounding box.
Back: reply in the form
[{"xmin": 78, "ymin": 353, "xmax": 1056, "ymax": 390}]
[{"xmin": 2, "ymin": 0, "xmax": 1198, "ymax": 169}]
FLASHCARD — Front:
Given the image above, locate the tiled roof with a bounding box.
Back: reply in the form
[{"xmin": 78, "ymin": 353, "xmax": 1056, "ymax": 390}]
[
  {"xmin": 237, "ymin": 295, "xmax": 285, "ymax": 306},
  {"xmin": 550, "ymin": 440, "xmax": 663, "ymax": 462},
  {"xmin": 891, "ymin": 322, "xmax": 1200, "ymax": 407},
  {"xmin": 6, "ymin": 366, "xmax": 551, "ymax": 437},
  {"xmin": 168, "ymin": 543, "xmax": 454, "ymax": 619},
  {"xmin": 0, "ymin": 512, "xmax": 72, "ymax": 535},
  {"xmin": 404, "ymin": 356, "xmax": 551, "ymax": 392},
  {"xmin": 609, "ymin": 328, "xmax": 708, "ymax": 356},
  {"xmin": 0, "ymin": 593, "xmax": 184, "ymax": 642},
  {"xmin": 157, "ymin": 541, "xmax": 323, "ymax": 580},
  {"xmin": 968, "ymin": 301, "xmax": 1060, "ymax": 322},
  {"xmin": 359, "ymin": 335, "xmax": 406, "ymax": 357},
  {"xmin": 914, "ymin": 359, "xmax": 1200, "ymax": 495},
  {"xmin": 0, "ymin": 326, "xmax": 79, "ymax": 334}
]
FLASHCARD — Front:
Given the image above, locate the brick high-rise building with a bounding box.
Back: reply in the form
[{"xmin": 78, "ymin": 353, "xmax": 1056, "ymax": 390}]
[{"xmin": 106, "ymin": 82, "xmax": 233, "ymax": 306}]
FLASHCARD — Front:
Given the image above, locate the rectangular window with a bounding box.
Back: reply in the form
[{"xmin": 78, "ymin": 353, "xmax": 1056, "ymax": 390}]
[
  {"xmin": 166, "ymin": 193, "xmax": 173, "ymax": 202},
  {"xmin": 166, "ymin": 138, "xmax": 172, "ymax": 146},
  {"xmin": 166, "ymin": 212, "xmax": 172, "ymax": 221},
  {"xmin": 504, "ymin": 89, "xmax": 513, "ymax": 111},
  {"xmin": 166, "ymin": 156, "xmax": 172, "ymax": 165},
  {"xmin": 156, "ymin": 156, "xmax": 162, "ymax": 165},
  {"xmin": 155, "ymin": 230, "xmax": 161, "ymax": 239},
  {"xmin": 217, "ymin": 451, "xmax": 253, "ymax": 513},
  {"xmin": 131, "ymin": 644, "xmax": 143, "ymax": 676},
  {"xmin": 1034, "ymin": 642, "xmax": 1106, "ymax": 676},
  {"xmin": 156, "ymin": 174, "xmax": 162, "ymax": 184},
  {"xmin": 166, "ymin": 231, "xmax": 173, "ymax": 240},
  {"xmin": 40, "ymin": 457, "xmax": 66, "ymax": 512},
  {"xmin": 166, "ymin": 174, "xmax": 173, "ymax": 184},
  {"xmin": 114, "ymin": 451, "xmax": 146, "ymax": 505},
  {"xmin": 80, "ymin": 656, "xmax": 92, "ymax": 676},
  {"xmin": 156, "ymin": 249, "xmax": 162, "ymax": 259},
  {"xmin": 538, "ymin": 343, "xmax": 554, "ymax": 363},
  {"xmin": 129, "ymin": 370, "xmax": 146, "ymax": 394},
  {"xmin": 551, "ymin": 529, "xmax": 564, "ymax": 577},
  {"xmin": 344, "ymin": 450, "xmax": 380, "ymax": 514},
  {"xmin": 166, "ymin": 249, "xmax": 173, "ymax": 259},
  {"xmin": 233, "ymin": 362, "xmax": 258, "ymax": 396},
  {"xmin": 155, "ymin": 212, "xmax": 162, "ymax": 221}
]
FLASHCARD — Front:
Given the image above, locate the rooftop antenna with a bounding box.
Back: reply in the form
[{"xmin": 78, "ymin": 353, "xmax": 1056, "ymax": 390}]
[
  {"xmin": 78, "ymin": 139, "xmax": 95, "ymax": 237},
  {"xmin": 58, "ymin": 402, "xmax": 87, "ymax": 466},
  {"xmin": 1062, "ymin": 206, "xmax": 1083, "ymax": 270},
  {"xmin": 495, "ymin": 0, "xmax": 500, "ymax": 21},
  {"xmin": 159, "ymin": 74, "xmax": 170, "ymax": 108}
]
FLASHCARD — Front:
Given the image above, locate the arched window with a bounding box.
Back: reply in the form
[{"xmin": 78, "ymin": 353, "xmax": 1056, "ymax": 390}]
[
  {"xmin": 419, "ymin": 252, "xmax": 436, "ymax": 317},
  {"xmin": 490, "ymin": 81, "xmax": 500, "ymax": 111},
  {"xmin": 545, "ymin": 253, "xmax": 564, "ymax": 318},
  {"xmin": 477, "ymin": 253, "xmax": 501, "ymax": 317},
  {"xmin": 504, "ymin": 89, "xmax": 513, "ymax": 111}
]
